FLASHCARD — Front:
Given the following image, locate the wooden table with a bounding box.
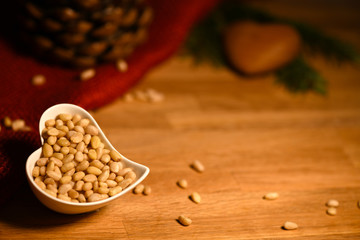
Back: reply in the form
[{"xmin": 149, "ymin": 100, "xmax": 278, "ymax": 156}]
[{"xmin": 1, "ymin": 0, "xmax": 360, "ymax": 239}]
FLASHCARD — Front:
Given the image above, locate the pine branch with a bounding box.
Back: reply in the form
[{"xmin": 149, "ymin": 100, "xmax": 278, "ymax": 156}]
[
  {"xmin": 275, "ymin": 57, "xmax": 327, "ymax": 94},
  {"xmin": 181, "ymin": 0, "xmax": 359, "ymax": 94}
]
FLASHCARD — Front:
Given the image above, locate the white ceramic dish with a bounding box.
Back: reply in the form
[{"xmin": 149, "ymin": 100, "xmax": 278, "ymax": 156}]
[{"xmin": 25, "ymin": 103, "xmax": 150, "ymax": 214}]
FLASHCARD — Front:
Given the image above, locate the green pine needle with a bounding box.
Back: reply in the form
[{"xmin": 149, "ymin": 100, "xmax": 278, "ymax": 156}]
[
  {"xmin": 181, "ymin": 0, "xmax": 360, "ymax": 94},
  {"xmin": 276, "ymin": 57, "xmax": 327, "ymax": 94}
]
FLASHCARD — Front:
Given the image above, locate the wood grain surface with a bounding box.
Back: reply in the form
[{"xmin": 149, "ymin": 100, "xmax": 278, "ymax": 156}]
[{"xmin": 1, "ymin": 0, "xmax": 360, "ymax": 239}]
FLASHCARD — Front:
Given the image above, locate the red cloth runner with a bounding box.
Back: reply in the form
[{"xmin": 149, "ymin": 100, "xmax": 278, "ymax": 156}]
[{"xmin": 0, "ymin": 0, "xmax": 219, "ymax": 203}]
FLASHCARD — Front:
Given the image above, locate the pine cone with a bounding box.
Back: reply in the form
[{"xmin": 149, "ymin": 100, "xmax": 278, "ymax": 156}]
[{"xmin": 16, "ymin": 0, "xmax": 153, "ymax": 68}]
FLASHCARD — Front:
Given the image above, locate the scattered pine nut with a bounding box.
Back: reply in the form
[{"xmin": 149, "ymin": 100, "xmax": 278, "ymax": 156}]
[
  {"xmin": 12, "ymin": 119, "xmax": 26, "ymax": 131},
  {"xmin": 190, "ymin": 192, "xmax": 201, "ymax": 204},
  {"xmin": 31, "ymin": 74, "xmax": 46, "ymax": 86},
  {"xmin": 116, "ymin": 59, "xmax": 128, "ymax": 72},
  {"xmin": 123, "ymin": 93, "xmax": 135, "ymax": 103},
  {"xmin": 263, "ymin": 192, "xmax": 279, "ymax": 200},
  {"xmin": 283, "ymin": 221, "xmax": 298, "ymax": 230},
  {"xmin": 191, "ymin": 160, "xmax": 205, "ymax": 173},
  {"xmin": 3, "ymin": 116, "xmax": 12, "ymax": 128},
  {"xmin": 177, "ymin": 179, "xmax": 188, "ymax": 189},
  {"xmin": 146, "ymin": 88, "xmax": 165, "ymax": 103},
  {"xmin": 327, "ymin": 207, "xmax": 337, "ymax": 216},
  {"xmin": 134, "ymin": 90, "xmax": 148, "ymax": 102},
  {"xmin": 178, "ymin": 215, "xmax": 192, "ymax": 226},
  {"xmin": 133, "ymin": 184, "xmax": 145, "ymax": 194},
  {"xmin": 80, "ymin": 68, "xmax": 95, "ymax": 81},
  {"xmin": 143, "ymin": 185, "xmax": 151, "ymax": 195},
  {"xmin": 326, "ymin": 199, "xmax": 339, "ymax": 208}
]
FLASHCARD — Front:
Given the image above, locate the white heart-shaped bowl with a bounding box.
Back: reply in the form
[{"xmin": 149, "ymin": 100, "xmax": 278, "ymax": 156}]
[{"xmin": 26, "ymin": 103, "xmax": 150, "ymax": 214}]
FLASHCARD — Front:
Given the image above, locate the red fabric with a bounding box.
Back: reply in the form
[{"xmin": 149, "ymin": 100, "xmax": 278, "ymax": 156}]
[{"xmin": 0, "ymin": 0, "xmax": 219, "ymax": 203}]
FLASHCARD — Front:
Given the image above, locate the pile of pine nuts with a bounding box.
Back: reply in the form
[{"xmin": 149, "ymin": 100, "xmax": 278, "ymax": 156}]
[{"xmin": 32, "ymin": 113, "xmax": 136, "ymax": 203}]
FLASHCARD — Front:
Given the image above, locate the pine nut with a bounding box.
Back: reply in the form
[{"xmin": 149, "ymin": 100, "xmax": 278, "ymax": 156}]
[
  {"xmin": 46, "ymin": 161, "xmax": 55, "ymax": 172},
  {"xmin": 67, "ymin": 120, "xmax": 75, "ymax": 130},
  {"xmin": 47, "ymin": 136, "xmax": 57, "ymax": 145},
  {"xmin": 12, "ymin": 119, "xmax": 26, "ymax": 131},
  {"xmin": 45, "ymin": 189, "xmax": 57, "ymax": 198},
  {"xmin": 115, "ymin": 176, "xmax": 124, "ymax": 183},
  {"xmin": 60, "ymin": 175, "xmax": 72, "ymax": 184},
  {"xmin": 327, "ymin": 207, "xmax": 337, "ymax": 216},
  {"xmin": 76, "ymin": 160, "xmax": 89, "ymax": 171},
  {"xmin": 44, "ymin": 178, "xmax": 56, "ymax": 185},
  {"xmin": 40, "ymin": 166, "xmax": 46, "ymax": 176},
  {"xmin": 88, "ymin": 193, "xmax": 102, "ymax": 202},
  {"xmin": 75, "ymin": 181, "xmax": 84, "ymax": 191},
  {"xmin": 72, "ymin": 114, "xmax": 81, "ymax": 124},
  {"xmin": 83, "ymin": 182, "xmax": 93, "ymax": 191},
  {"xmin": 83, "ymin": 174, "xmax": 97, "ymax": 182},
  {"xmin": 58, "ymin": 184, "xmax": 72, "ymax": 194},
  {"xmin": 57, "ymin": 137, "xmax": 70, "ymax": 147},
  {"xmin": 58, "ymin": 194, "xmax": 71, "ymax": 202},
  {"xmin": 177, "ymin": 179, "xmax": 188, "ymax": 189},
  {"xmin": 116, "ymin": 59, "xmax": 128, "ymax": 72},
  {"xmin": 118, "ymin": 167, "xmax": 133, "ymax": 177},
  {"xmin": 88, "ymin": 149, "xmax": 97, "ymax": 160},
  {"xmin": 178, "ymin": 215, "xmax": 192, "ymax": 226},
  {"xmin": 143, "ymin": 185, "xmax": 151, "ymax": 195},
  {"xmin": 85, "ymin": 125, "xmax": 99, "ymax": 135},
  {"xmin": 47, "ymin": 128, "xmax": 59, "ymax": 136},
  {"xmin": 98, "ymin": 170, "xmax": 110, "ymax": 182},
  {"xmin": 90, "ymin": 160, "xmax": 104, "ymax": 169},
  {"xmin": 73, "ymin": 171, "xmax": 85, "ymax": 181},
  {"xmin": 32, "ymin": 166, "xmax": 40, "ymax": 177},
  {"xmin": 45, "ymin": 119, "xmax": 55, "ymax": 127},
  {"xmin": 61, "ymin": 162, "xmax": 75, "ymax": 173},
  {"xmin": 80, "ymin": 68, "xmax": 95, "ymax": 81},
  {"xmin": 108, "ymin": 173, "xmax": 116, "ymax": 180},
  {"xmin": 326, "ymin": 199, "xmax": 339, "ymax": 208},
  {"xmin": 53, "ymin": 144, "xmax": 61, "ymax": 152},
  {"xmin": 90, "ymin": 136, "xmax": 101, "ymax": 149},
  {"xmin": 78, "ymin": 119, "xmax": 90, "ymax": 128},
  {"xmin": 87, "ymin": 166, "xmax": 102, "ymax": 175},
  {"xmin": 101, "ymin": 154, "xmax": 111, "ymax": 163},
  {"xmin": 109, "ymin": 186, "xmax": 122, "ymax": 196},
  {"xmin": 64, "ymin": 168, "xmax": 76, "ymax": 177},
  {"xmin": 110, "ymin": 150, "xmax": 121, "ymax": 161},
  {"xmin": 133, "ymin": 184, "xmax": 144, "ymax": 194},
  {"xmin": 98, "ymin": 187, "xmax": 109, "ymax": 194},
  {"xmin": 75, "ymin": 151, "xmax": 84, "ymax": 162},
  {"xmin": 191, "ymin": 160, "xmax": 205, "ymax": 173},
  {"xmin": 125, "ymin": 171, "xmax": 136, "ymax": 180},
  {"xmin": 78, "ymin": 194, "xmax": 86, "ymax": 203},
  {"xmin": 71, "ymin": 132, "xmax": 84, "ymax": 143},
  {"xmin": 31, "ymin": 74, "xmax": 46, "ymax": 86},
  {"xmin": 264, "ymin": 192, "xmax": 279, "ymax": 200},
  {"xmin": 110, "ymin": 162, "xmax": 120, "ymax": 173},
  {"xmin": 76, "ymin": 141, "xmax": 85, "ymax": 152},
  {"xmin": 83, "ymin": 134, "xmax": 91, "ymax": 145},
  {"xmin": 42, "ymin": 143, "xmax": 53, "ymax": 158},
  {"xmin": 106, "ymin": 180, "xmax": 117, "ymax": 188},
  {"xmin": 58, "ymin": 113, "xmax": 72, "ymax": 122},
  {"xmin": 190, "ymin": 192, "xmax": 201, "ymax": 204},
  {"xmin": 36, "ymin": 180, "xmax": 46, "ymax": 190},
  {"xmin": 55, "ymin": 119, "xmax": 64, "ymax": 128},
  {"xmin": 37, "ymin": 158, "xmax": 49, "ymax": 166},
  {"xmin": 50, "ymin": 157, "xmax": 63, "ymax": 167},
  {"xmin": 68, "ymin": 189, "xmax": 79, "ymax": 199},
  {"xmin": 283, "ymin": 221, "xmax": 298, "ymax": 230}
]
